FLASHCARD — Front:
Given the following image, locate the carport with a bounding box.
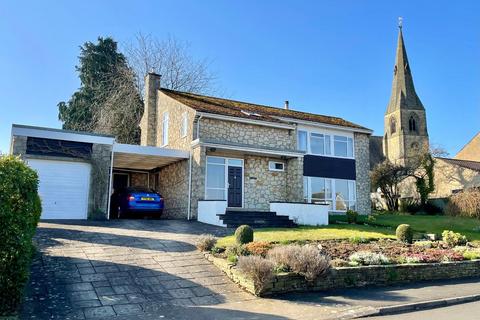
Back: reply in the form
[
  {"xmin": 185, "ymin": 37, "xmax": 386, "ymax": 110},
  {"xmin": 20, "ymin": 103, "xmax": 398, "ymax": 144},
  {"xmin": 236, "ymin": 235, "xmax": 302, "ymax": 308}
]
[{"xmin": 108, "ymin": 143, "xmax": 190, "ymax": 218}]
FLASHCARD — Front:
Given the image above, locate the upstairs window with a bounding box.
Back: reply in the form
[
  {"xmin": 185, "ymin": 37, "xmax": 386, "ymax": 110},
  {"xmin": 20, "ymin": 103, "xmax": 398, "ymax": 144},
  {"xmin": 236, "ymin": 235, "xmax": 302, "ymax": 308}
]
[
  {"xmin": 161, "ymin": 112, "xmax": 169, "ymax": 146},
  {"xmin": 409, "ymin": 116, "xmax": 417, "ymax": 133},
  {"xmin": 180, "ymin": 112, "xmax": 188, "ymax": 138},
  {"xmin": 297, "ymin": 130, "xmax": 307, "ymax": 152},
  {"xmin": 333, "ymin": 136, "xmax": 353, "ymax": 157},
  {"xmin": 310, "ymin": 133, "xmax": 331, "ymax": 155}
]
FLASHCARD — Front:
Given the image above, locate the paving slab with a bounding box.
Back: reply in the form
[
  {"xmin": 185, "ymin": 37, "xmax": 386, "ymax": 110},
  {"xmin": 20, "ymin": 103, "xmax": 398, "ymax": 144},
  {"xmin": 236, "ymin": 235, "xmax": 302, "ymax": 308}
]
[{"xmin": 20, "ymin": 219, "xmax": 480, "ymax": 320}]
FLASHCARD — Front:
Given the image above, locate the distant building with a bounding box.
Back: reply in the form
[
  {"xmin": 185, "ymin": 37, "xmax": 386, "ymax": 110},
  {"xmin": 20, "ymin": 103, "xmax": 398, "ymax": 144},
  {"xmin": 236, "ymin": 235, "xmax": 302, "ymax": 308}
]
[{"xmin": 370, "ymin": 24, "xmax": 480, "ymax": 205}]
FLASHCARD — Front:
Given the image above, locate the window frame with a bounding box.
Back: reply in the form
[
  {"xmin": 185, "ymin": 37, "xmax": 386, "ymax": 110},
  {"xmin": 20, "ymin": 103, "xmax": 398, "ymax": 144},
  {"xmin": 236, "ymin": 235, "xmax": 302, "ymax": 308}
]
[
  {"xmin": 268, "ymin": 161, "xmax": 285, "ymax": 172},
  {"xmin": 180, "ymin": 112, "xmax": 188, "ymax": 138},
  {"xmin": 303, "ymin": 176, "xmax": 356, "ymax": 211},
  {"xmin": 161, "ymin": 112, "xmax": 169, "ymax": 147},
  {"xmin": 205, "ymin": 156, "xmax": 244, "ymax": 207},
  {"xmin": 298, "ymin": 127, "xmax": 355, "ymax": 159}
]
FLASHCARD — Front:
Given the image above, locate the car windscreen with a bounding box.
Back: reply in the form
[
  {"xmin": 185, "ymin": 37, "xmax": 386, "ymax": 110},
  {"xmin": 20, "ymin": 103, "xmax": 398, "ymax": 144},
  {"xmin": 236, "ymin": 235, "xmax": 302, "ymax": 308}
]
[{"xmin": 126, "ymin": 187, "xmax": 155, "ymax": 193}]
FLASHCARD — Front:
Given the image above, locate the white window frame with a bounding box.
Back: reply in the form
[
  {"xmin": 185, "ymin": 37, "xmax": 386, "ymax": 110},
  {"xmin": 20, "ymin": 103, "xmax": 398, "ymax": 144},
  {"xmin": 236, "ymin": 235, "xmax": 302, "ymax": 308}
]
[
  {"xmin": 303, "ymin": 176, "xmax": 356, "ymax": 211},
  {"xmin": 161, "ymin": 112, "xmax": 169, "ymax": 147},
  {"xmin": 268, "ymin": 161, "xmax": 285, "ymax": 172},
  {"xmin": 298, "ymin": 126, "xmax": 355, "ymax": 159},
  {"xmin": 333, "ymin": 135, "xmax": 354, "ymax": 158},
  {"xmin": 297, "ymin": 130, "xmax": 308, "ymax": 152},
  {"xmin": 205, "ymin": 156, "xmax": 244, "ymax": 207},
  {"xmin": 180, "ymin": 112, "xmax": 188, "ymax": 138}
]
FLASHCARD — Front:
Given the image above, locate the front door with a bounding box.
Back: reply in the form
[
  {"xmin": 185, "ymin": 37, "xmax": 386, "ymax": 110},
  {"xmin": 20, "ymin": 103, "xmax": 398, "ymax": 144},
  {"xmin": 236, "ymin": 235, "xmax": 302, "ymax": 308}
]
[{"xmin": 227, "ymin": 166, "xmax": 242, "ymax": 207}]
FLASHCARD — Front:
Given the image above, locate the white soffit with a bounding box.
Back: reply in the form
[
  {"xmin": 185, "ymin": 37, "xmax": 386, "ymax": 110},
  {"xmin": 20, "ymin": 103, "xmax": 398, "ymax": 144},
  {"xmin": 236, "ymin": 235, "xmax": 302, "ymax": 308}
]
[{"xmin": 113, "ymin": 143, "xmax": 189, "ymax": 170}]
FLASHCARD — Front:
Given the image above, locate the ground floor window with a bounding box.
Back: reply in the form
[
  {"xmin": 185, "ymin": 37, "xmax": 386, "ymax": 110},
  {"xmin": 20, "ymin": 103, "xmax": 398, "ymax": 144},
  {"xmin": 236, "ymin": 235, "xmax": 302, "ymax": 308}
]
[
  {"xmin": 205, "ymin": 156, "xmax": 244, "ymax": 206},
  {"xmin": 303, "ymin": 176, "xmax": 356, "ymax": 211}
]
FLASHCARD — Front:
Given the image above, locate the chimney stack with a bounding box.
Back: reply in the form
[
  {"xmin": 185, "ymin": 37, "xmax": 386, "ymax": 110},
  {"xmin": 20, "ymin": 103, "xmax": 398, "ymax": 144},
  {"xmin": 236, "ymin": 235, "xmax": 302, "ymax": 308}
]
[
  {"xmin": 284, "ymin": 100, "xmax": 289, "ymax": 110},
  {"xmin": 141, "ymin": 72, "xmax": 161, "ymax": 146}
]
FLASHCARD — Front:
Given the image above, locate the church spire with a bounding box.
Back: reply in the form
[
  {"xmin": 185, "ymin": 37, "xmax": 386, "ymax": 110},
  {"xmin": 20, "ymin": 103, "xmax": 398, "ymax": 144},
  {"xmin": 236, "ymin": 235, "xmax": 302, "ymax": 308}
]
[{"xmin": 386, "ymin": 20, "xmax": 424, "ymax": 114}]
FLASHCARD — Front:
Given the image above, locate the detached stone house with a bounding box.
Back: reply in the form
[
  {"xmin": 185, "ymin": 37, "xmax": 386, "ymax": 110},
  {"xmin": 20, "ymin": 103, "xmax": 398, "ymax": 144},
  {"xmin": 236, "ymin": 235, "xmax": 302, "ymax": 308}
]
[
  {"xmin": 139, "ymin": 72, "xmax": 372, "ymax": 224},
  {"xmin": 10, "ymin": 74, "xmax": 372, "ymax": 225}
]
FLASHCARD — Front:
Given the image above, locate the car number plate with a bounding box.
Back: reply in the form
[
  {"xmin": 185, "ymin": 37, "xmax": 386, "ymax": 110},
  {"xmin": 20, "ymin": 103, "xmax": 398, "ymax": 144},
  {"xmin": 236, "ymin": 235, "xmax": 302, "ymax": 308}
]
[{"xmin": 141, "ymin": 197, "xmax": 154, "ymax": 201}]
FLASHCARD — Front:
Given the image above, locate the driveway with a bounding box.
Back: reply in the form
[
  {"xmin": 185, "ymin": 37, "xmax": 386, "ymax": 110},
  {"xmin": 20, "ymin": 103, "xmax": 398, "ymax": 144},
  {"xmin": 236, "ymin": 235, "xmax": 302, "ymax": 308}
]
[{"xmin": 21, "ymin": 220, "xmax": 372, "ymax": 320}]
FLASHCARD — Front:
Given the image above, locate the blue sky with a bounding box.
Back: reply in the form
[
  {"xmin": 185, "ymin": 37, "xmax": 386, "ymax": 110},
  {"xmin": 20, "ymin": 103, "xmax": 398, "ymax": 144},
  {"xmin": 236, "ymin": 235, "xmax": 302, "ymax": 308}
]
[{"xmin": 1, "ymin": 0, "xmax": 479, "ymax": 155}]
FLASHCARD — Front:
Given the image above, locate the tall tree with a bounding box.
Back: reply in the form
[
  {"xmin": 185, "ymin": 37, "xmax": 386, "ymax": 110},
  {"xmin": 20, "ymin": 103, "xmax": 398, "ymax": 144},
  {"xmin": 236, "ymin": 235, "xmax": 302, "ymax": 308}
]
[
  {"xmin": 371, "ymin": 160, "xmax": 410, "ymax": 211},
  {"xmin": 58, "ymin": 37, "xmax": 143, "ymax": 143}
]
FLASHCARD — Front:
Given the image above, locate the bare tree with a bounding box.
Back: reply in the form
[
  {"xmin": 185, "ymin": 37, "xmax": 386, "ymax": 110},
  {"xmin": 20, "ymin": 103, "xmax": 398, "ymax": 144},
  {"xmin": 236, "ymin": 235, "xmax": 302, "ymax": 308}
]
[
  {"xmin": 371, "ymin": 160, "xmax": 410, "ymax": 211},
  {"xmin": 124, "ymin": 33, "xmax": 217, "ymax": 95},
  {"xmin": 430, "ymin": 143, "xmax": 450, "ymax": 158}
]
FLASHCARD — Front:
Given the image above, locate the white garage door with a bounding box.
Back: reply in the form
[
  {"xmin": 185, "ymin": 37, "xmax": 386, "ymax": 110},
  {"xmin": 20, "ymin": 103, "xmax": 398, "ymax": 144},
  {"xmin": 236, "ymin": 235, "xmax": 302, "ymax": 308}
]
[{"xmin": 27, "ymin": 159, "xmax": 91, "ymax": 219}]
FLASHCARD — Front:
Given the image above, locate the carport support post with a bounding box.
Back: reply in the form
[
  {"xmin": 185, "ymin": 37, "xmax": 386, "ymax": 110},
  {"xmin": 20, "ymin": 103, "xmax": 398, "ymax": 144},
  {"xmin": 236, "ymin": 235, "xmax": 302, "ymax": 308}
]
[
  {"xmin": 106, "ymin": 145, "xmax": 115, "ymax": 219},
  {"xmin": 187, "ymin": 151, "xmax": 193, "ymax": 220}
]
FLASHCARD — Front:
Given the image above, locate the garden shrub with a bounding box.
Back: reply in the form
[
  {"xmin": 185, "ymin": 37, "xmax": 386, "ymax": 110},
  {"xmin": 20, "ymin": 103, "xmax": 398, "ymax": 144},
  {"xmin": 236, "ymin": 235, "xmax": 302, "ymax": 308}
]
[
  {"xmin": 267, "ymin": 245, "xmax": 330, "ymax": 281},
  {"xmin": 210, "ymin": 245, "xmax": 225, "ymax": 254},
  {"xmin": 348, "ymin": 236, "xmax": 371, "ymax": 244},
  {"xmin": 445, "ymin": 189, "xmax": 480, "ymax": 218},
  {"xmin": 195, "ymin": 234, "xmax": 217, "ymax": 252},
  {"xmin": 396, "ymin": 224, "xmax": 413, "ymax": 244},
  {"xmin": 237, "ymin": 256, "xmax": 274, "ymax": 294},
  {"xmin": 0, "ymin": 155, "xmax": 41, "ymax": 315},
  {"xmin": 348, "ymin": 251, "xmax": 390, "ymax": 266},
  {"xmin": 413, "ymin": 240, "xmax": 434, "ymax": 249},
  {"xmin": 399, "ymin": 198, "xmax": 421, "ymax": 214},
  {"xmin": 244, "ymin": 241, "xmax": 272, "ymax": 257},
  {"xmin": 442, "ymin": 230, "xmax": 467, "ymax": 247},
  {"xmin": 225, "ymin": 244, "xmax": 249, "ymax": 264},
  {"xmin": 330, "ymin": 258, "xmax": 349, "ymax": 267},
  {"xmin": 346, "ymin": 210, "xmax": 358, "ymax": 224},
  {"xmin": 462, "ymin": 249, "xmax": 480, "ymax": 260},
  {"xmin": 235, "ymin": 225, "xmax": 254, "ymax": 245}
]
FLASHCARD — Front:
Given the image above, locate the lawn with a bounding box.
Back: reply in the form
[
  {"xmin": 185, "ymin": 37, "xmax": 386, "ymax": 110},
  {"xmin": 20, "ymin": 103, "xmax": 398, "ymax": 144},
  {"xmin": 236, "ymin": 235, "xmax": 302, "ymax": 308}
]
[
  {"xmin": 333, "ymin": 213, "xmax": 480, "ymax": 241},
  {"xmin": 217, "ymin": 213, "xmax": 480, "ymax": 247},
  {"xmin": 217, "ymin": 223, "xmax": 394, "ymax": 247}
]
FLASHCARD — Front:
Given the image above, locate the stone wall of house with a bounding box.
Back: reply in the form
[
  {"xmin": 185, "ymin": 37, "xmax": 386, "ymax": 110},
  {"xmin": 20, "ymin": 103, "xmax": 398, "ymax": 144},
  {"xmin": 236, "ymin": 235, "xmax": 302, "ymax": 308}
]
[
  {"xmin": 286, "ymin": 157, "xmax": 304, "ymax": 202},
  {"xmin": 130, "ymin": 172, "xmax": 149, "ymax": 187},
  {"xmin": 354, "ymin": 133, "xmax": 371, "ymax": 215},
  {"xmin": 190, "ymin": 145, "xmax": 207, "ymax": 219},
  {"xmin": 10, "ymin": 135, "xmax": 27, "ymax": 154},
  {"xmin": 88, "ymin": 144, "xmax": 113, "ymax": 219},
  {"xmin": 153, "ymin": 92, "xmax": 196, "ymax": 150},
  {"xmin": 157, "ymin": 160, "xmax": 190, "ymax": 219},
  {"xmin": 200, "ymin": 118, "xmax": 296, "ymax": 150},
  {"xmin": 244, "ymin": 156, "xmax": 288, "ymax": 210}
]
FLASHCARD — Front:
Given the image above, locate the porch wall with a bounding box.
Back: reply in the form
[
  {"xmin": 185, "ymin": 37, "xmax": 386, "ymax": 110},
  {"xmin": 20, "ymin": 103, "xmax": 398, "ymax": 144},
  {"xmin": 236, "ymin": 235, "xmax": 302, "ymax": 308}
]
[
  {"xmin": 244, "ymin": 155, "xmax": 288, "ymax": 210},
  {"xmin": 157, "ymin": 159, "xmax": 190, "ymax": 219}
]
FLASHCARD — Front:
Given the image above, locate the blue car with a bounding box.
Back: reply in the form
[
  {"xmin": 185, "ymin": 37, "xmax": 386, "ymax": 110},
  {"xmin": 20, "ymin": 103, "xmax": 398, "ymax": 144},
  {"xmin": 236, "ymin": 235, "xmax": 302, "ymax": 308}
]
[{"xmin": 111, "ymin": 186, "xmax": 164, "ymax": 219}]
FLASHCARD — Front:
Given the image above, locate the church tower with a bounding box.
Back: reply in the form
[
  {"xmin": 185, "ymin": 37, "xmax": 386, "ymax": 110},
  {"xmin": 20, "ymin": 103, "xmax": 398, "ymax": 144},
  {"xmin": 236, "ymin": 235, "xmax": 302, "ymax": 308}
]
[{"xmin": 383, "ymin": 21, "xmax": 429, "ymax": 166}]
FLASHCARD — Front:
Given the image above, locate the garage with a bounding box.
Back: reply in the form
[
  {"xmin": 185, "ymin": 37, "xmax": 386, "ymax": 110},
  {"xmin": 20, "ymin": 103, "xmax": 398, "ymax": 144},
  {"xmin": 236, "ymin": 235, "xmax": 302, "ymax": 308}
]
[{"xmin": 27, "ymin": 159, "xmax": 91, "ymax": 219}]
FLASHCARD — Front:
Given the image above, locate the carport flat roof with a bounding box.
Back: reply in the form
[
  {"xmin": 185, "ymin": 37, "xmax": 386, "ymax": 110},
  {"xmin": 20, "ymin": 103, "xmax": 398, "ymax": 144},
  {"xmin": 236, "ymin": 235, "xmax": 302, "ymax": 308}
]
[{"xmin": 113, "ymin": 143, "xmax": 189, "ymax": 170}]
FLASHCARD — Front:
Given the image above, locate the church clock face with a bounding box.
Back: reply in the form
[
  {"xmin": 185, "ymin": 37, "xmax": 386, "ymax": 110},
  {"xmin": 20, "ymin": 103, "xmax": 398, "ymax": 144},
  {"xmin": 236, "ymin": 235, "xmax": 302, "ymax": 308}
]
[{"xmin": 411, "ymin": 142, "xmax": 419, "ymax": 151}]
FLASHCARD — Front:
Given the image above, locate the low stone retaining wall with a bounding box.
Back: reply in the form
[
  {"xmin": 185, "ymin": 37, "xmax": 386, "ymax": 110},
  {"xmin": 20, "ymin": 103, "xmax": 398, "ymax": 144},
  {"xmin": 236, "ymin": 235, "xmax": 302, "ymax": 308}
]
[{"xmin": 204, "ymin": 253, "xmax": 480, "ymax": 296}]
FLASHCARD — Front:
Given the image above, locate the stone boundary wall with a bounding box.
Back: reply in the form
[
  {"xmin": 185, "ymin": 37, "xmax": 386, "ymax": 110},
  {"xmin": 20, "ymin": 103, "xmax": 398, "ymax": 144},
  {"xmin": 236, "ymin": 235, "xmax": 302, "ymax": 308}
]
[{"xmin": 204, "ymin": 253, "xmax": 480, "ymax": 297}]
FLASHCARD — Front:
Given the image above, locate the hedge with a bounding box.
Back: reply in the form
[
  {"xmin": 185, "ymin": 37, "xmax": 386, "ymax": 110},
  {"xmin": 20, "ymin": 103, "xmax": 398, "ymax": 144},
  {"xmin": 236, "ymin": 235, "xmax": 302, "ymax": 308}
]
[{"xmin": 0, "ymin": 155, "xmax": 41, "ymax": 315}]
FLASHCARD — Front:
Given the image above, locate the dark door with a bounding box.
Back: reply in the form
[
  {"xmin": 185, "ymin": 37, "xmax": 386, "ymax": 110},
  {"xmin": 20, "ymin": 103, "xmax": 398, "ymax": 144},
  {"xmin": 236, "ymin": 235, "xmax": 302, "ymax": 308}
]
[
  {"xmin": 113, "ymin": 174, "xmax": 129, "ymax": 193},
  {"xmin": 227, "ymin": 166, "xmax": 242, "ymax": 207}
]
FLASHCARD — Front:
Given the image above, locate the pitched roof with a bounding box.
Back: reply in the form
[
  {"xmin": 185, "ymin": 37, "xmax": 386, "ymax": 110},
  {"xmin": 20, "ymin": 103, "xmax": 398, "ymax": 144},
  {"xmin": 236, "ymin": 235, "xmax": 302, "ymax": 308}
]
[
  {"xmin": 436, "ymin": 157, "xmax": 480, "ymax": 172},
  {"xmin": 386, "ymin": 27, "xmax": 424, "ymax": 114},
  {"xmin": 455, "ymin": 132, "xmax": 480, "ymax": 162},
  {"xmin": 160, "ymin": 89, "xmax": 370, "ymax": 131}
]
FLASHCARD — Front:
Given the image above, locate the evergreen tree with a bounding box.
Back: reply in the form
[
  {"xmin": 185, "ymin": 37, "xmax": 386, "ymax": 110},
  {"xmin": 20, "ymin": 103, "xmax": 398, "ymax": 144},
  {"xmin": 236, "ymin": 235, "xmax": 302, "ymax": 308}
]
[{"xmin": 58, "ymin": 37, "xmax": 142, "ymax": 143}]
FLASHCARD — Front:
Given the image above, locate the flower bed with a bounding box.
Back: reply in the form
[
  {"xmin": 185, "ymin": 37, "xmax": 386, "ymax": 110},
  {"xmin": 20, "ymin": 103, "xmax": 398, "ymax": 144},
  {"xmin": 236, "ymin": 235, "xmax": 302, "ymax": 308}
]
[{"xmin": 199, "ymin": 229, "xmax": 480, "ymax": 296}]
